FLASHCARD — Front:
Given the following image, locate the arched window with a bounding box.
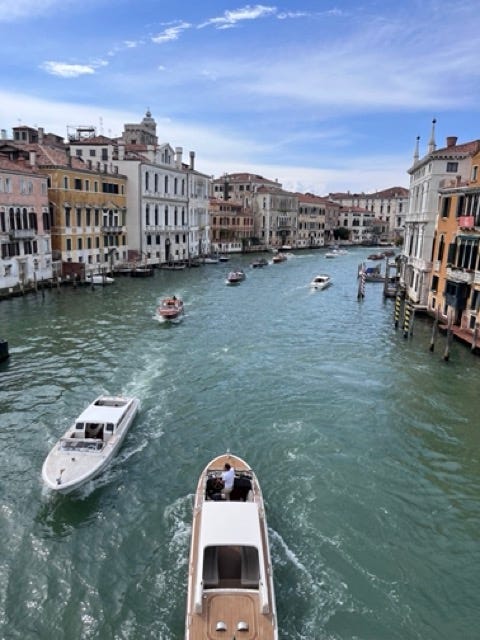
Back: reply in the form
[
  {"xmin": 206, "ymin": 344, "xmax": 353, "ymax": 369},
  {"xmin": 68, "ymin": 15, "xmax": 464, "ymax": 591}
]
[
  {"xmin": 145, "ymin": 204, "xmax": 150, "ymax": 226},
  {"xmin": 145, "ymin": 171, "xmax": 150, "ymax": 191},
  {"xmin": 164, "ymin": 175, "xmax": 168, "ymax": 193},
  {"xmin": 165, "ymin": 205, "xmax": 169, "ymax": 225}
]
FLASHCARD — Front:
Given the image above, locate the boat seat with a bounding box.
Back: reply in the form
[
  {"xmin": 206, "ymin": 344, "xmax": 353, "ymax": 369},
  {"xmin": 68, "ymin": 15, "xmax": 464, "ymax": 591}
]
[
  {"xmin": 241, "ymin": 546, "xmax": 259, "ymax": 587},
  {"xmin": 202, "ymin": 546, "xmax": 219, "ymax": 587}
]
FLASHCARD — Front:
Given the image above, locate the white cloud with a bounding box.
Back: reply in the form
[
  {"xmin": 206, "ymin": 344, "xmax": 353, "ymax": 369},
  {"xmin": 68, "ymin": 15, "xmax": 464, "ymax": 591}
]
[
  {"xmin": 40, "ymin": 61, "xmax": 97, "ymax": 78},
  {"xmin": 152, "ymin": 21, "xmax": 191, "ymax": 44},
  {"xmin": 199, "ymin": 4, "xmax": 277, "ymax": 29},
  {"xmin": 0, "ymin": 0, "xmax": 71, "ymax": 22}
]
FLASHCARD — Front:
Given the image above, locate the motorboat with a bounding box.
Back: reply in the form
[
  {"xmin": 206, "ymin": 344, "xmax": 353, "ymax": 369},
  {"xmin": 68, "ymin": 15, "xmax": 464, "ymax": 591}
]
[
  {"xmin": 251, "ymin": 257, "xmax": 269, "ymax": 268},
  {"xmin": 272, "ymin": 253, "xmax": 287, "ymax": 263},
  {"xmin": 185, "ymin": 453, "xmax": 278, "ymax": 640},
  {"xmin": 226, "ymin": 271, "xmax": 246, "ymax": 285},
  {"xmin": 367, "ymin": 253, "xmax": 385, "ymax": 260},
  {"xmin": 325, "ymin": 250, "xmax": 339, "ymax": 258},
  {"xmin": 131, "ymin": 265, "xmax": 154, "ymax": 277},
  {"xmin": 156, "ymin": 297, "xmax": 184, "ymax": 321},
  {"xmin": 203, "ymin": 256, "xmax": 219, "ymax": 264},
  {"xmin": 310, "ymin": 274, "xmax": 332, "ymax": 290},
  {"xmin": 87, "ymin": 273, "xmax": 115, "ymax": 284},
  {"xmin": 42, "ymin": 395, "xmax": 139, "ymax": 493},
  {"xmin": 218, "ymin": 255, "xmax": 230, "ymax": 262}
]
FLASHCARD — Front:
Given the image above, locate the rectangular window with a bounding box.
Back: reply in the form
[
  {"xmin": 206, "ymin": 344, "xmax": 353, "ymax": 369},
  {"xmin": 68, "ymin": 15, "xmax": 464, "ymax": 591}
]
[
  {"xmin": 446, "ymin": 162, "xmax": 458, "ymax": 173},
  {"xmin": 90, "ymin": 149, "xmax": 96, "ymax": 157},
  {"xmin": 440, "ymin": 197, "xmax": 450, "ymax": 218}
]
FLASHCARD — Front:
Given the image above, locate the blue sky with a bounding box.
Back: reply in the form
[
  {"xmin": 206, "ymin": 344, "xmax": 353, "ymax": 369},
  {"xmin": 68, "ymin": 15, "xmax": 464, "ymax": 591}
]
[{"xmin": 1, "ymin": 0, "xmax": 479, "ymax": 194}]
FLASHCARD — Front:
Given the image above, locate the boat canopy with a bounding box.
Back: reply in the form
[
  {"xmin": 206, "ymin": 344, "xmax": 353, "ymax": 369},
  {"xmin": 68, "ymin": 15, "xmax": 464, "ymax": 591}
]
[{"xmin": 199, "ymin": 502, "xmax": 262, "ymax": 548}]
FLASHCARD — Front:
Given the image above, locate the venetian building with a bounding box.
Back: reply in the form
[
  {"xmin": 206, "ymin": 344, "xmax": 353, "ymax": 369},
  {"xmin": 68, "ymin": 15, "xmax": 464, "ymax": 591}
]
[
  {"xmin": 428, "ymin": 150, "xmax": 480, "ymax": 337},
  {"xmin": 295, "ymin": 193, "xmax": 327, "ymax": 249},
  {"xmin": 402, "ymin": 120, "xmax": 480, "ymax": 307},
  {"xmin": 329, "ymin": 187, "xmax": 409, "ymax": 244},
  {"xmin": 10, "ymin": 125, "xmax": 129, "ymax": 279},
  {"xmin": 209, "ymin": 196, "xmax": 254, "ymax": 254},
  {"xmin": 69, "ymin": 111, "xmax": 209, "ymax": 264},
  {"xmin": 0, "ymin": 139, "xmax": 52, "ymax": 292}
]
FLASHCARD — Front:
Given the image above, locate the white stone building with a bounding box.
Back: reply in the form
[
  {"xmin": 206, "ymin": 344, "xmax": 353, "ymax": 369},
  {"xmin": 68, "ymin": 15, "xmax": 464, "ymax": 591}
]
[{"xmin": 402, "ymin": 120, "xmax": 480, "ymax": 307}]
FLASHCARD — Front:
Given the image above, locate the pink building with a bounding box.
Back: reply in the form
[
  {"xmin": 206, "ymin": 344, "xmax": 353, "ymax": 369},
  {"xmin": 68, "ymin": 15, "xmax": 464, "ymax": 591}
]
[{"xmin": 0, "ymin": 144, "xmax": 53, "ymax": 293}]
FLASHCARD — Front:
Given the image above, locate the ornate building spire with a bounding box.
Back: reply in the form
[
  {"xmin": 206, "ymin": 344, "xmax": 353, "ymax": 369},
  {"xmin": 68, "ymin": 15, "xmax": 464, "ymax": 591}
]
[
  {"xmin": 427, "ymin": 118, "xmax": 437, "ymax": 154},
  {"xmin": 413, "ymin": 135, "xmax": 420, "ymax": 163}
]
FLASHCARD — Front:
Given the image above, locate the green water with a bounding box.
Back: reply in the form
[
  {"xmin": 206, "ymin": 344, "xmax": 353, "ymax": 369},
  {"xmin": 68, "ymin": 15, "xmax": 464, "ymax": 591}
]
[{"xmin": 1, "ymin": 249, "xmax": 479, "ymax": 639}]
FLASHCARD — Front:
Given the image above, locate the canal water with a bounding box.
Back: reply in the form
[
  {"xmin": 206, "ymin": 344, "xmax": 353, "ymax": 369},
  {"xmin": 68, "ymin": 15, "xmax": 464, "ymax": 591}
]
[{"xmin": 1, "ymin": 248, "xmax": 480, "ymax": 640}]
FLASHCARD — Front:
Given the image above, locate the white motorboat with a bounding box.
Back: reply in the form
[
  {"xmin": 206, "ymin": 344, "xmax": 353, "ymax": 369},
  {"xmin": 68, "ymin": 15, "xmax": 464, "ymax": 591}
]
[
  {"xmin": 310, "ymin": 274, "xmax": 332, "ymax": 290},
  {"xmin": 42, "ymin": 395, "xmax": 139, "ymax": 493},
  {"xmin": 185, "ymin": 453, "xmax": 278, "ymax": 640},
  {"xmin": 226, "ymin": 270, "xmax": 246, "ymax": 285},
  {"xmin": 87, "ymin": 273, "xmax": 115, "ymax": 284},
  {"xmin": 156, "ymin": 296, "xmax": 184, "ymax": 321}
]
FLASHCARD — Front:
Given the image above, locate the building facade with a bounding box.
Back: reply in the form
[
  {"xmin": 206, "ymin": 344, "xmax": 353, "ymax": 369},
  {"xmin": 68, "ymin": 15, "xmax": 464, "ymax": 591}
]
[
  {"xmin": 402, "ymin": 121, "xmax": 480, "ymax": 307},
  {"xmin": 0, "ymin": 143, "xmax": 52, "ymax": 293}
]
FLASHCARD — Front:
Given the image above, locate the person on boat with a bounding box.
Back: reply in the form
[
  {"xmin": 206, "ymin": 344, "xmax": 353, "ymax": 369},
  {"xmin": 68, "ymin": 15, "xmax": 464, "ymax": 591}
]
[{"xmin": 221, "ymin": 463, "xmax": 235, "ymax": 500}]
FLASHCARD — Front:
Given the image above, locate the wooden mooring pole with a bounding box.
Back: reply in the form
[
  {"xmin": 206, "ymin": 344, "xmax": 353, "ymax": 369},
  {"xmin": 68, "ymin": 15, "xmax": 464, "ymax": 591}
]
[
  {"xmin": 443, "ymin": 307, "xmax": 453, "ymax": 361},
  {"xmin": 429, "ymin": 307, "xmax": 439, "ymax": 352}
]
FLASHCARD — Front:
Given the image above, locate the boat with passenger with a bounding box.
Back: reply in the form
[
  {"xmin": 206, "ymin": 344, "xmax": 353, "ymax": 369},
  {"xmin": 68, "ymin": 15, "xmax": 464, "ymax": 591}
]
[
  {"xmin": 226, "ymin": 271, "xmax": 246, "ymax": 285},
  {"xmin": 310, "ymin": 274, "xmax": 332, "ymax": 290},
  {"xmin": 42, "ymin": 395, "xmax": 139, "ymax": 493},
  {"xmin": 156, "ymin": 296, "xmax": 184, "ymax": 321},
  {"xmin": 185, "ymin": 452, "xmax": 278, "ymax": 640}
]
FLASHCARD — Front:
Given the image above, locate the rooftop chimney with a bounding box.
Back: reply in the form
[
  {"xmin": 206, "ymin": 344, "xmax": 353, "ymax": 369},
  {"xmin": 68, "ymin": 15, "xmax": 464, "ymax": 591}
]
[
  {"xmin": 29, "ymin": 150, "xmax": 36, "ymax": 167},
  {"xmin": 446, "ymin": 136, "xmax": 458, "ymax": 148},
  {"xmin": 175, "ymin": 146, "xmax": 183, "ymax": 168},
  {"xmin": 189, "ymin": 151, "xmax": 195, "ymax": 170}
]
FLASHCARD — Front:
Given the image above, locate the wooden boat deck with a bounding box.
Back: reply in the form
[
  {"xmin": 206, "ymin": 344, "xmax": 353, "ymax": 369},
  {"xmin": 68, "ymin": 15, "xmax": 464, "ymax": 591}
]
[{"xmin": 185, "ymin": 453, "xmax": 277, "ymax": 639}]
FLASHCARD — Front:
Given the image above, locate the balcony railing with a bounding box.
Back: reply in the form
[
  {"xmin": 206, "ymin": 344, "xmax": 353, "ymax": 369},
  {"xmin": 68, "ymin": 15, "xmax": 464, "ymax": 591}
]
[
  {"xmin": 446, "ymin": 267, "xmax": 474, "ymax": 284},
  {"xmin": 9, "ymin": 228, "xmax": 36, "ymax": 240},
  {"xmin": 101, "ymin": 225, "xmax": 123, "ymax": 234}
]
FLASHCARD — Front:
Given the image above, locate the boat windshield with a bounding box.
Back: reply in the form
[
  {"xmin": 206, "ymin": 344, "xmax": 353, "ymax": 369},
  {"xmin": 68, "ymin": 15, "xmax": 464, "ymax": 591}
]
[{"xmin": 60, "ymin": 438, "xmax": 103, "ymax": 452}]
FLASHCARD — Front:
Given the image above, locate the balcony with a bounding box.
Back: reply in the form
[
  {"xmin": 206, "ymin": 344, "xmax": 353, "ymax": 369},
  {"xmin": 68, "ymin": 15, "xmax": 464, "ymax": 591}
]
[
  {"xmin": 446, "ymin": 267, "xmax": 474, "ymax": 284},
  {"xmin": 458, "ymin": 216, "xmax": 475, "ymax": 229},
  {"xmin": 9, "ymin": 228, "xmax": 36, "ymax": 240},
  {"xmin": 101, "ymin": 225, "xmax": 123, "ymax": 234}
]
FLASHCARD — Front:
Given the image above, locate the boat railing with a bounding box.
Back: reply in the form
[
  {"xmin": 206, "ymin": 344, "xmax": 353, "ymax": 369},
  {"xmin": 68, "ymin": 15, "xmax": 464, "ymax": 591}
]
[{"xmin": 60, "ymin": 438, "xmax": 103, "ymax": 452}]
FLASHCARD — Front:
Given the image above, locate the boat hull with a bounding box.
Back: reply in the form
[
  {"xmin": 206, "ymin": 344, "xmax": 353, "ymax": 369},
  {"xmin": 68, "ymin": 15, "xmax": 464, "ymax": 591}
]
[
  {"xmin": 42, "ymin": 396, "xmax": 139, "ymax": 493},
  {"xmin": 185, "ymin": 453, "xmax": 277, "ymax": 640}
]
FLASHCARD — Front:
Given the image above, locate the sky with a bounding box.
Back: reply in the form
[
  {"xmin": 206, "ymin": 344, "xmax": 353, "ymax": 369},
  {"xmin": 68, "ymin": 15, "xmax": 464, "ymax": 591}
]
[{"xmin": 1, "ymin": 0, "xmax": 480, "ymax": 195}]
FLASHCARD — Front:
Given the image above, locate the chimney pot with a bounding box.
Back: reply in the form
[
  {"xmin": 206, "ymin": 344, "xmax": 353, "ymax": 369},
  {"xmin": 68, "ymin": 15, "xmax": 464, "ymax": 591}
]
[{"xmin": 446, "ymin": 136, "xmax": 458, "ymax": 148}]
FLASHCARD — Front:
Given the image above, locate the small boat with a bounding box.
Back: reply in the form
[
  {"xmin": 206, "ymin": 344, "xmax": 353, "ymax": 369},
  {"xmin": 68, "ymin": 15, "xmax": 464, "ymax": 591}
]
[
  {"xmin": 87, "ymin": 273, "xmax": 115, "ymax": 285},
  {"xmin": 131, "ymin": 265, "xmax": 154, "ymax": 277},
  {"xmin": 42, "ymin": 395, "xmax": 139, "ymax": 493},
  {"xmin": 251, "ymin": 258, "xmax": 268, "ymax": 268},
  {"xmin": 203, "ymin": 256, "xmax": 219, "ymax": 264},
  {"xmin": 310, "ymin": 274, "xmax": 332, "ymax": 290},
  {"xmin": 325, "ymin": 251, "xmax": 339, "ymax": 258},
  {"xmin": 218, "ymin": 255, "xmax": 230, "ymax": 262},
  {"xmin": 226, "ymin": 270, "xmax": 246, "ymax": 285},
  {"xmin": 185, "ymin": 453, "xmax": 278, "ymax": 640},
  {"xmin": 272, "ymin": 253, "xmax": 287, "ymax": 263},
  {"xmin": 367, "ymin": 253, "xmax": 385, "ymax": 261},
  {"xmin": 156, "ymin": 296, "xmax": 184, "ymax": 321},
  {"xmin": 160, "ymin": 262, "xmax": 186, "ymax": 271},
  {"xmin": 359, "ymin": 263, "xmax": 385, "ymax": 282},
  {"xmin": 280, "ymin": 244, "xmax": 292, "ymax": 250}
]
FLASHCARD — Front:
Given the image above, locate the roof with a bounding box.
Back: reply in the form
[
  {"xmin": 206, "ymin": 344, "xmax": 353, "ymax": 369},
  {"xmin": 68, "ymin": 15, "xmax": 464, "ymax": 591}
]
[
  {"xmin": 199, "ymin": 501, "xmax": 262, "ymax": 548},
  {"xmin": 77, "ymin": 398, "xmax": 129, "ymax": 425}
]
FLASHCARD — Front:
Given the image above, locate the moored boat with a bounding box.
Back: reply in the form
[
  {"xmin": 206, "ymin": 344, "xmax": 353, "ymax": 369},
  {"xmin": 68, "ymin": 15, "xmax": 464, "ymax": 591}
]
[
  {"xmin": 156, "ymin": 296, "xmax": 184, "ymax": 321},
  {"xmin": 185, "ymin": 453, "xmax": 278, "ymax": 640},
  {"xmin": 310, "ymin": 274, "xmax": 332, "ymax": 290},
  {"xmin": 87, "ymin": 273, "xmax": 115, "ymax": 285},
  {"xmin": 42, "ymin": 395, "xmax": 139, "ymax": 493}
]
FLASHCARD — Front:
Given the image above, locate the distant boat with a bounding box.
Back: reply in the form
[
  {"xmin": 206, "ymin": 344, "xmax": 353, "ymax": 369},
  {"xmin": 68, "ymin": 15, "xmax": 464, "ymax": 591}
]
[
  {"xmin": 131, "ymin": 265, "xmax": 154, "ymax": 277},
  {"xmin": 218, "ymin": 255, "xmax": 230, "ymax": 262},
  {"xmin": 251, "ymin": 257, "xmax": 268, "ymax": 268},
  {"xmin": 203, "ymin": 256, "xmax": 219, "ymax": 264},
  {"xmin": 185, "ymin": 452, "xmax": 278, "ymax": 640},
  {"xmin": 310, "ymin": 274, "xmax": 332, "ymax": 290},
  {"xmin": 87, "ymin": 273, "xmax": 115, "ymax": 285},
  {"xmin": 226, "ymin": 270, "xmax": 246, "ymax": 285},
  {"xmin": 156, "ymin": 296, "xmax": 184, "ymax": 321},
  {"xmin": 272, "ymin": 253, "xmax": 287, "ymax": 263},
  {"xmin": 42, "ymin": 395, "xmax": 139, "ymax": 493}
]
